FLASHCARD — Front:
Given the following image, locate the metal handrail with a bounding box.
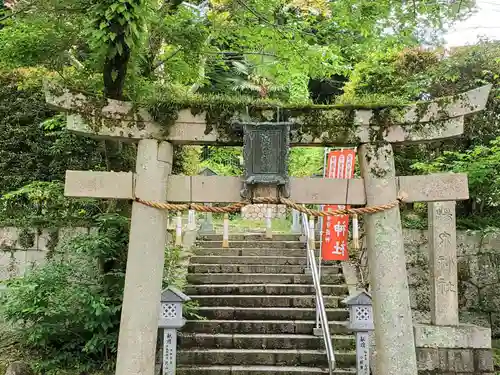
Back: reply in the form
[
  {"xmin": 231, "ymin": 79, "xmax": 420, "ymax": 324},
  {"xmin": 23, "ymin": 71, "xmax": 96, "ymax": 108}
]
[{"xmin": 301, "ymin": 212, "xmax": 336, "ymax": 374}]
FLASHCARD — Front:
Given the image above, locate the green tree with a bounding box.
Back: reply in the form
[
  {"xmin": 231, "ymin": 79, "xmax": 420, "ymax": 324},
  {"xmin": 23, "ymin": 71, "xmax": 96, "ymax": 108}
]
[{"xmin": 0, "ymin": 0, "xmax": 478, "ymax": 102}]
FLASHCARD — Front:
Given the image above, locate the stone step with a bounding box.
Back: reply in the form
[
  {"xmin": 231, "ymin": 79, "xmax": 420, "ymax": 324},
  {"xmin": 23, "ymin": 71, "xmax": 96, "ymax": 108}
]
[
  {"xmin": 192, "ymin": 295, "xmax": 343, "ymax": 308},
  {"xmin": 177, "ymin": 365, "xmax": 356, "ymax": 375},
  {"xmin": 193, "ymin": 248, "xmax": 320, "ymax": 257},
  {"xmin": 198, "ymin": 234, "xmax": 303, "ymax": 242},
  {"xmin": 183, "ymin": 320, "xmax": 349, "ymax": 335},
  {"xmin": 196, "ymin": 307, "xmax": 349, "ymax": 321},
  {"xmin": 178, "ymin": 333, "xmax": 355, "ymax": 351},
  {"xmin": 197, "ymin": 241, "xmax": 305, "ymax": 249},
  {"xmin": 187, "ymin": 273, "xmax": 343, "ymax": 285},
  {"xmin": 190, "ymin": 256, "xmax": 307, "ymax": 265},
  {"xmin": 186, "ymin": 284, "xmax": 348, "ymax": 296},
  {"xmin": 187, "ymin": 264, "xmax": 342, "ymax": 275},
  {"xmin": 177, "ymin": 348, "xmax": 356, "ymax": 368}
]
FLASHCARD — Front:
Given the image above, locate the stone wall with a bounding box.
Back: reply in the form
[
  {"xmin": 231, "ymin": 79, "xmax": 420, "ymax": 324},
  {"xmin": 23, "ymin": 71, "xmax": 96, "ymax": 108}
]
[
  {"xmin": 0, "ymin": 227, "xmax": 91, "ymax": 280},
  {"xmin": 414, "ymin": 324, "xmax": 494, "ymax": 374},
  {"xmin": 404, "ymin": 228, "xmax": 500, "ymax": 337},
  {"xmin": 241, "ymin": 204, "xmax": 287, "ymax": 220}
]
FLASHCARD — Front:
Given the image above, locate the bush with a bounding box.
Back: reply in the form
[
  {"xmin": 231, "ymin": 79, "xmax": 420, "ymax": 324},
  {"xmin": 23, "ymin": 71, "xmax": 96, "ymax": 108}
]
[
  {"xmin": 0, "ymin": 213, "xmax": 201, "ymax": 373},
  {"xmin": 0, "ymin": 181, "xmax": 102, "ymax": 228},
  {"xmin": 0, "ymin": 214, "xmax": 129, "ymax": 373}
]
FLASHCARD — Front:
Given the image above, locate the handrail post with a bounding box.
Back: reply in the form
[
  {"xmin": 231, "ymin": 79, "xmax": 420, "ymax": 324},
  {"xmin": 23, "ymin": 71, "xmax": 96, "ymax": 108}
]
[{"xmin": 301, "ymin": 213, "xmax": 336, "ymax": 375}]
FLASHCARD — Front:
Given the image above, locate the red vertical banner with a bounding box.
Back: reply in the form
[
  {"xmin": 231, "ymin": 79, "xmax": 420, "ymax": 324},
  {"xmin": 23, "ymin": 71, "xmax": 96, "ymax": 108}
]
[{"xmin": 321, "ymin": 149, "xmax": 356, "ymax": 261}]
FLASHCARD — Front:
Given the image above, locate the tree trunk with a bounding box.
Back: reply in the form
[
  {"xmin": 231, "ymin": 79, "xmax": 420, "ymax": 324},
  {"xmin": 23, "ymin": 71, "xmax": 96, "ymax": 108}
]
[{"xmin": 103, "ymin": 43, "xmax": 131, "ymax": 100}]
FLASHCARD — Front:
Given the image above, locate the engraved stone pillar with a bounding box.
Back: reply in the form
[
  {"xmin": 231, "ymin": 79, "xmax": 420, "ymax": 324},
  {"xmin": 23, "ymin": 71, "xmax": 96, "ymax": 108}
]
[
  {"xmin": 358, "ymin": 143, "xmax": 417, "ymax": 375},
  {"xmin": 428, "ymin": 201, "xmax": 458, "ymax": 326},
  {"xmin": 115, "ymin": 140, "xmax": 172, "ymax": 375},
  {"xmin": 291, "ymin": 209, "xmax": 301, "ymax": 233}
]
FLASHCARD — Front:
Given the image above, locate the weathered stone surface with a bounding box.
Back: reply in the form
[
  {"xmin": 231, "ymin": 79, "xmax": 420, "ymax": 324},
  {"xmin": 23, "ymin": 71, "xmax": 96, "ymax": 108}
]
[
  {"xmin": 241, "ymin": 204, "xmax": 287, "ymax": 220},
  {"xmin": 197, "ymin": 240, "xmax": 304, "ymax": 249},
  {"xmin": 194, "ymin": 248, "xmax": 313, "ymax": 257},
  {"xmin": 186, "ymin": 264, "xmax": 342, "ymax": 275},
  {"xmin": 49, "ymin": 84, "xmax": 492, "ymax": 144},
  {"xmin": 446, "ymin": 349, "xmax": 475, "ymax": 372},
  {"xmin": 195, "ymin": 307, "xmax": 349, "ymax": 322},
  {"xmin": 188, "ymin": 273, "xmax": 342, "ymax": 286},
  {"xmin": 0, "ymin": 228, "xmax": 20, "ymax": 250},
  {"xmin": 176, "ymin": 365, "xmax": 353, "ymax": 375},
  {"xmin": 190, "ymin": 255, "xmax": 308, "ymax": 265},
  {"xmin": 474, "ymin": 349, "xmax": 494, "ymax": 371},
  {"xmin": 191, "ymin": 295, "xmax": 342, "ymax": 308},
  {"xmin": 177, "ymin": 348, "xmax": 355, "ymax": 367},
  {"xmin": 400, "ymin": 174, "xmax": 469, "ymax": 202},
  {"xmin": 5, "ymin": 362, "xmax": 33, "ymax": 375},
  {"xmin": 178, "ymin": 333, "xmax": 354, "ymax": 351},
  {"xmin": 416, "ymin": 348, "xmax": 439, "ymax": 371},
  {"xmin": 115, "ymin": 140, "xmax": 172, "ymax": 375},
  {"xmin": 428, "ymin": 201, "xmax": 458, "ymax": 326},
  {"xmin": 186, "ymin": 284, "xmax": 347, "ymax": 296},
  {"xmin": 182, "ymin": 320, "xmax": 349, "ymax": 335},
  {"xmin": 359, "ymin": 143, "xmax": 418, "ymax": 375},
  {"xmin": 198, "ymin": 234, "xmax": 302, "ymax": 241},
  {"xmin": 414, "ymin": 324, "xmax": 491, "ymax": 349},
  {"xmin": 402, "ymin": 228, "xmax": 500, "ymax": 338},
  {"xmin": 415, "ymin": 347, "xmax": 493, "ymax": 374},
  {"xmin": 64, "ymin": 170, "xmax": 134, "ymax": 199}
]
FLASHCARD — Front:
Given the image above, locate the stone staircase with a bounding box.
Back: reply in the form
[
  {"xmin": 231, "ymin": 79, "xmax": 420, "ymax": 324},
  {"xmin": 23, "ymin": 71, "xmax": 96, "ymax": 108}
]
[{"xmin": 177, "ymin": 233, "xmax": 356, "ymax": 375}]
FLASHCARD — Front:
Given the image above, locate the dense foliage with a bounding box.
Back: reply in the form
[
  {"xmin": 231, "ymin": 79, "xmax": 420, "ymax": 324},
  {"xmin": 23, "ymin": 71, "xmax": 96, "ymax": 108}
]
[
  {"xmin": 1, "ymin": 214, "xmax": 129, "ymax": 372},
  {"xmin": 341, "ymin": 41, "xmax": 500, "ymax": 227},
  {"xmin": 0, "ymin": 0, "xmax": 476, "ymax": 103},
  {"xmin": 0, "ymin": 68, "xmax": 135, "ymax": 196},
  {"xmin": 0, "ymin": 213, "xmax": 196, "ymax": 373}
]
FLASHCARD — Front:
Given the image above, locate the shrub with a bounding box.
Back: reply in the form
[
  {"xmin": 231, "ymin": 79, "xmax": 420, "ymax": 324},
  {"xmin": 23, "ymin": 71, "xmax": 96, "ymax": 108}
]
[{"xmin": 0, "ymin": 214, "xmax": 129, "ymax": 373}]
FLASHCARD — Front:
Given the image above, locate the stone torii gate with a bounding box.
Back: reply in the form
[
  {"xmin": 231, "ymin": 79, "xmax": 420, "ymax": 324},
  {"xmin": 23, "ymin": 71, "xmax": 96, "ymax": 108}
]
[{"xmin": 46, "ymin": 84, "xmax": 491, "ymax": 375}]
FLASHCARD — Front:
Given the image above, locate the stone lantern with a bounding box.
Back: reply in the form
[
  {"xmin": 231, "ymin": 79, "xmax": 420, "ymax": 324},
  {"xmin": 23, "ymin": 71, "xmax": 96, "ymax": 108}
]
[
  {"xmin": 159, "ymin": 286, "xmax": 191, "ymax": 375},
  {"xmin": 342, "ymin": 290, "xmax": 374, "ymax": 375}
]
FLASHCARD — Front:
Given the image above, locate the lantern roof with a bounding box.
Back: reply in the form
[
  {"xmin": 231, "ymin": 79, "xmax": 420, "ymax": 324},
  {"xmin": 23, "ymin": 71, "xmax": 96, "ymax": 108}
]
[
  {"xmin": 342, "ymin": 290, "xmax": 372, "ymax": 306},
  {"xmin": 161, "ymin": 286, "xmax": 191, "ymax": 303}
]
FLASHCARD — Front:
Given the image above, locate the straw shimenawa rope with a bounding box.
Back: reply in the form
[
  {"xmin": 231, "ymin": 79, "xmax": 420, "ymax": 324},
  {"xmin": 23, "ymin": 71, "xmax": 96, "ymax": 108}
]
[{"xmin": 134, "ymin": 194, "xmax": 407, "ymax": 217}]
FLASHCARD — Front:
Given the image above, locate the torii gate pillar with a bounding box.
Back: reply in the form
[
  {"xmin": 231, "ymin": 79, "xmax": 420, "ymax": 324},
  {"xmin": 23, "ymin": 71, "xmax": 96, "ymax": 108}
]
[
  {"xmin": 115, "ymin": 139, "xmax": 172, "ymax": 375},
  {"xmin": 359, "ymin": 143, "xmax": 417, "ymax": 375}
]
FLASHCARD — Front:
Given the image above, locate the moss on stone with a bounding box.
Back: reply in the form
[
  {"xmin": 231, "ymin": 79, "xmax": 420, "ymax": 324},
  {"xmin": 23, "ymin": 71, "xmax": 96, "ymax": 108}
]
[
  {"xmin": 46, "ymin": 83, "xmax": 479, "ymax": 147},
  {"xmin": 18, "ymin": 229, "xmax": 35, "ymax": 249}
]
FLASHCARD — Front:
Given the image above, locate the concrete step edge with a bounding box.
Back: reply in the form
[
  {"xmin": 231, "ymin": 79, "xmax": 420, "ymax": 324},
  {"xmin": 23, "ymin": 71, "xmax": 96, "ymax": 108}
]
[
  {"xmin": 185, "ymin": 320, "xmax": 347, "ymax": 324},
  {"xmin": 189, "ymin": 284, "xmax": 347, "ymax": 288},
  {"xmin": 192, "ymin": 254, "xmax": 306, "ymax": 260},
  {"xmin": 178, "ymin": 333, "xmax": 353, "ymax": 340},
  {"xmin": 188, "ymin": 273, "xmax": 319, "ymax": 276},
  {"xmin": 179, "ymin": 348, "xmax": 356, "ymax": 355},
  {"xmin": 192, "ymin": 295, "xmax": 343, "ymax": 299},
  {"xmin": 177, "ymin": 365, "xmax": 356, "ymax": 373},
  {"xmin": 196, "ymin": 307, "xmax": 348, "ymax": 312}
]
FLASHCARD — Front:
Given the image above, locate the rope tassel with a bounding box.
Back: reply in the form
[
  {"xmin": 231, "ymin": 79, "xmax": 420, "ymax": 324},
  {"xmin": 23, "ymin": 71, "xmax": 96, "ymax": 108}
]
[
  {"xmin": 175, "ymin": 211, "xmax": 182, "ymax": 246},
  {"xmin": 265, "ymin": 206, "xmax": 273, "ymax": 239},
  {"xmin": 308, "ymin": 216, "xmax": 315, "ymax": 250},
  {"xmin": 352, "ymin": 213, "xmax": 360, "ymax": 252},
  {"xmin": 188, "ymin": 209, "xmax": 196, "ymax": 230},
  {"xmin": 222, "ymin": 213, "xmax": 229, "ymax": 248}
]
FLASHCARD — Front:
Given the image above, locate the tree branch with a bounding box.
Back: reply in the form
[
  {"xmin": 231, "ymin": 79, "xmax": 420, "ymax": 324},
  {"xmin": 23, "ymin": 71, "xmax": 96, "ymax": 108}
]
[{"xmin": 154, "ymin": 49, "xmax": 279, "ymax": 71}]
